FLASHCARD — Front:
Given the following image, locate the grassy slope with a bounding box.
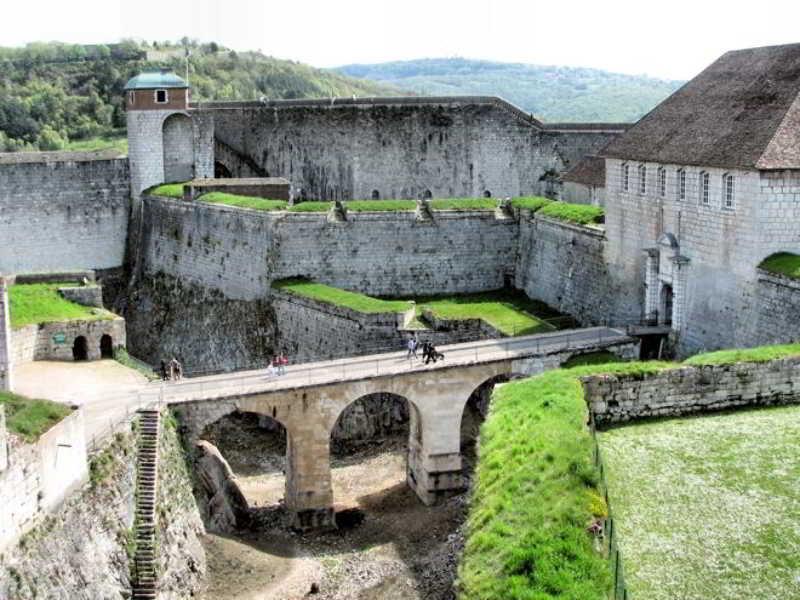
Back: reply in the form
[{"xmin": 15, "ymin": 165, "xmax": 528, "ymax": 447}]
[
  {"xmin": 684, "ymin": 343, "xmax": 800, "ymax": 366},
  {"xmin": 9, "ymin": 283, "xmax": 110, "ymax": 329},
  {"xmin": 758, "ymin": 252, "xmax": 800, "ymax": 279},
  {"xmin": 201, "ymin": 192, "xmax": 288, "ymax": 211},
  {"xmin": 458, "ymin": 360, "xmax": 669, "ymax": 599},
  {"xmin": 538, "ymin": 202, "xmax": 604, "ymax": 226},
  {"xmin": 0, "ymin": 391, "xmax": 73, "ymax": 442},
  {"xmin": 272, "ymin": 279, "xmax": 412, "ymax": 313},
  {"xmin": 599, "ymin": 405, "xmax": 800, "ymax": 599}
]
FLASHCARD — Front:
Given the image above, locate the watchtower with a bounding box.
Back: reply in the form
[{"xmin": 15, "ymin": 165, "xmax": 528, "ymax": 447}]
[{"xmin": 125, "ymin": 69, "xmax": 199, "ymax": 199}]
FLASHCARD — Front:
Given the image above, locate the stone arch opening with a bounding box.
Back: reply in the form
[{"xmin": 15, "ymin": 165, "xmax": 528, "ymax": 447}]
[
  {"xmin": 198, "ymin": 410, "xmax": 288, "ymax": 525},
  {"xmin": 100, "ymin": 334, "xmax": 113, "ymax": 359},
  {"xmin": 660, "ymin": 284, "xmax": 674, "ymax": 326},
  {"xmin": 72, "ymin": 336, "xmax": 88, "ymax": 361},
  {"xmin": 328, "ymin": 392, "xmax": 415, "ymax": 522},
  {"xmin": 162, "ymin": 113, "xmax": 194, "ymax": 183},
  {"xmin": 371, "ymin": 189, "xmax": 380, "ymax": 200},
  {"xmin": 422, "ymin": 189, "xmax": 432, "ymax": 199},
  {"xmin": 214, "ymin": 161, "xmax": 232, "ymax": 178},
  {"xmin": 460, "ymin": 373, "xmax": 524, "ymax": 476},
  {"xmin": 483, "ymin": 189, "xmax": 492, "ymax": 198}
]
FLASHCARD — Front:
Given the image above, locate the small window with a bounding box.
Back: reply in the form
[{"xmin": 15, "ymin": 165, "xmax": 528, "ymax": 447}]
[
  {"xmin": 723, "ymin": 173, "xmax": 735, "ymax": 209},
  {"xmin": 699, "ymin": 171, "xmax": 710, "ymax": 205},
  {"xmin": 677, "ymin": 168, "xmax": 686, "ymax": 201},
  {"xmin": 128, "ymin": 91, "xmax": 135, "ymax": 105},
  {"xmin": 622, "ymin": 163, "xmax": 629, "ymax": 192},
  {"xmin": 638, "ymin": 164, "xmax": 647, "ymax": 194},
  {"xmin": 155, "ymin": 89, "xmax": 168, "ymax": 103},
  {"xmin": 658, "ymin": 167, "xmax": 666, "ymax": 198}
]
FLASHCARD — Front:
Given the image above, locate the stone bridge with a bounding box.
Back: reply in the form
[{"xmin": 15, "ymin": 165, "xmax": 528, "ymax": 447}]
[{"xmin": 162, "ymin": 327, "xmax": 638, "ymax": 528}]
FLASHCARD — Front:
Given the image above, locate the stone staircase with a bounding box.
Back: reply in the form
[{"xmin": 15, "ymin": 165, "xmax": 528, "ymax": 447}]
[{"xmin": 132, "ymin": 409, "xmax": 160, "ymax": 600}]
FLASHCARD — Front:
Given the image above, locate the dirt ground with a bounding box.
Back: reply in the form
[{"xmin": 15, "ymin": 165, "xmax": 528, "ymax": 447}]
[{"xmin": 200, "ymin": 440, "xmax": 472, "ymax": 600}]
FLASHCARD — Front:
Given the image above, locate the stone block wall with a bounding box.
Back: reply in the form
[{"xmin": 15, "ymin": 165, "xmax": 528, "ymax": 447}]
[
  {"xmin": 58, "ymin": 285, "xmax": 104, "ymax": 308},
  {"xmin": 0, "ymin": 406, "xmax": 7, "ymax": 472},
  {"xmin": 0, "ymin": 408, "xmax": 88, "ymax": 553},
  {"xmin": 750, "ymin": 271, "xmax": 800, "ymax": 345},
  {"xmin": 584, "ymin": 357, "xmax": 800, "ymax": 426},
  {"xmin": 11, "ymin": 317, "xmax": 126, "ymax": 364},
  {"xmin": 0, "ymin": 280, "xmax": 10, "ymax": 390},
  {"xmin": 0, "ymin": 155, "xmax": 130, "ymax": 274}
]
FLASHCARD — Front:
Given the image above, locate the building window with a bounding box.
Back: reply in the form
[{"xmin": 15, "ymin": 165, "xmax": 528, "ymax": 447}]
[
  {"xmin": 677, "ymin": 168, "xmax": 686, "ymax": 200},
  {"xmin": 723, "ymin": 173, "xmax": 735, "ymax": 209},
  {"xmin": 658, "ymin": 167, "xmax": 666, "ymax": 197},
  {"xmin": 155, "ymin": 89, "xmax": 168, "ymax": 103},
  {"xmin": 638, "ymin": 164, "xmax": 647, "ymax": 194},
  {"xmin": 700, "ymin": 171, "xmax": 710, "ymax": 205},
  {"xmin": 128, "ymin": 91, "xmax": 135, "ymax": 105},
  {"xmin": 622, "ymin": 163, "xmax": 629, "ymax": 192}
]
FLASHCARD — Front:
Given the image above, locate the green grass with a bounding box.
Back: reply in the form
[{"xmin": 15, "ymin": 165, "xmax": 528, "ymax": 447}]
[
  {"xmin": 0, "ymin": 391, "xmax": 73, "ymax": 442},
  {"xmin": 61, "ymin": 135, "xmax": 128, "ymax": 154},
  {"xmin": 8, "ymin": 283, "xmax": 112, "ymax": 329},
  {"xmin": 418, "ymin": 290, "xmax": 556, "ymax": 335},
  {"xmin": 511, "ymin": 196, "xmax": 553, "ymax": 212},
  {"xmin": 429, "ymin": 198, "xmax": 496, "ymax": 210},
  {"xmin": 538, "ymin": 201, "xmax": 605, "ymax": 226},
  {"xmin": 149, "ymin": 182, "xmax": 186, "ymax": 198},
  {"xmin": 684, "ymin": 343, "xmax": 800, "ymax": 366},
  {"xmin": 758, "ymin": 252, "xmax": 800, "ymax": 280},
  {"xmin": 200, "ymin": 192, "xmax": 288, "ymax": 211},
  {"xmin": 599, "ymin": 404, "xmax": 800, "ymax": 600},
  {"xmin": 273, "ymin": 279, "xmax": 412, "ymax": 313},
  {"xmin": 458, "ymin": 360, "xmax": 669, "ymax": 599}
]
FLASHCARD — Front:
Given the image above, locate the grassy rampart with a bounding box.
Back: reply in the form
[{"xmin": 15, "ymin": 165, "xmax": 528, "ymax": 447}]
[
  {"xmin": 8, "ymin": 282, "xmax": 112, "ymax": 329},
  {"xmin": 0, "ymin": 391, "xmax": 73, "ymax": 442}
]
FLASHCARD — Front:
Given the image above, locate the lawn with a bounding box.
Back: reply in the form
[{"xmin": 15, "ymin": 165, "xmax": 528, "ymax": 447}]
[
  {"xmin": 8, "ymin": 283, "xmax": 112, "ymax": 329},
  {"xmin": 538, "ymin": 201, "xmax": 604, "ymax": 226},
  {"xmin": 273, "ymin": 280, "xmax": 562, "ymax": 335},
  {"xmin": 200, "ymin": 192, "xmax": 288, "ymax": 211},
  {"xmin": 149, "ymin": 182, "xmax": 185, "ymax": 198},
  {"xmin": 510, "ymin": 196, "xmax": 553, "ymax": 212},
  {"xmin": 599, "ymin": 405, "xmax": 800, "ymax": 600},
  {"xmin": 684, "ymin": 343, "xmax": 800, "ymax": 366},
  {"xmin": 458, "ymin": 360, "xmax": 669, "ymax": 599},
  {"xmin": 0, "ymin": 391, "xmax": 73, "ymax": 442},
  {"xmin": 758, "ymin": 252, "xmax": 800, "ymax": 280}
]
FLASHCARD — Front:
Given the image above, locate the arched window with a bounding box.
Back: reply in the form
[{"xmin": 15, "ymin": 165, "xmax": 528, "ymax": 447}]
[
  {"xmin": 699, "ymin": 171, "xmax": 710, "ymax": 205},
  {"xmin": 622, "ymin": 163, "xmax": 629, "ymax": 192},
  {"xmin": 723, "ymin": 173, "xmax": 735, "ymax": 209},
  {"xmin": 677, "ymin": 168, "xmax": 686, "ymax": 200},
  {"xmin": 658, "ymin": 167, "xmax": 666, "ymax": 197},
  {"xmin": 638, "ymin": 164, "xmax": 647, "ymax": 194}
]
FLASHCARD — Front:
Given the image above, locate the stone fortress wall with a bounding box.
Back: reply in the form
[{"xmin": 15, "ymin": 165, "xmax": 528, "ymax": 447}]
[
  {"xmin": 0, "ymin": 152, "xmax": 130, "ymax": 275},
  {"xmin": 201, "ymin": 97, "xmax": 624, "ymax": 200}
]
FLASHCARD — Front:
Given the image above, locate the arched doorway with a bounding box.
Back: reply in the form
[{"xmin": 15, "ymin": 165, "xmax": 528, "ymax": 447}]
[
  {"xmin": 72, "ymin": 336, "xmax": 88, "ymax": 361},
  {"xmin": 214, "ymin": 161, "xmax": 232, "ymax": 178},
  {"xmin": 661, "ymin": 284, "xmax": 674, "ymax": 326},
  {"xmin": 162, "ymin": 113, "xmax": 194, "ymax": 182},
  {"xmin": 100, "ymin": 334, "xmax": 113, "ymax": 359},
  {"xmin": 329, "ymin": 392, "xmax": 412, "ymax": 527}
]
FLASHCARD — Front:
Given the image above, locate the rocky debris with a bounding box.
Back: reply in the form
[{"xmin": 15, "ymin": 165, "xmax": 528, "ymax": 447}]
[{"xmin": 195, "ymin": 440, "xmax": 252, "ymax": 532}]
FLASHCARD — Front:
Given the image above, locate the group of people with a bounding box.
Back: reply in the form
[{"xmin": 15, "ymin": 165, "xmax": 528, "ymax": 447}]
[
  {"xmin": 267, "ymin": 353, "xmax": 289, "ymax": 377},
  {"xmin": 160, "ymin": 357, "xmax": 183, "ymax": 381},
  {"xmin": 406, "ymin": 337, "xmax": 445, "ymax": 364}
]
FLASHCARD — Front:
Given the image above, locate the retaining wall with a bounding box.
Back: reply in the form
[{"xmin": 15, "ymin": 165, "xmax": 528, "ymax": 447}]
[
  {"xmin": 10, "ymin": 317, "xmax": 126, "ymax": 364},
  {"xmin": 584, "ymin": 357, "xmax": 800, "ymax": 426},
  {"xmin": 750, "ymin": 271, "xmax": 800, "ymax": 346},
  {"xmin": 0, "ymin": 408, "xmax": 88, "ymax": 553},
  {"xmin": 0, "ymin": 153, "xmax": 130, "ymax": 274}
]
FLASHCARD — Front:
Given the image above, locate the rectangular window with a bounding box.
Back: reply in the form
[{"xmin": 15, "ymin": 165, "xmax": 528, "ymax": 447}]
[
  {"xmin": 638, "ymin": 164, "xmax": 647, "ymax": 194},
  {"xmin": 677, "ymin": 169, "xmax": 686, "ymax": 200},
  {"xmin": 700, "ymin": 171, "xmax": 710, "ymax": 205},
  {"xmin": 724, "ymin": 174, "xmax": 735, "ymax": 209},
  {"xmin": 129, "ymin": 91, "xmax": 135, "ymax": 105},
  {"xmin": 658, "ymin": 167, "xmax": 666, "ymax": 197},
  {"xmin": 155, "ymin": 89, "xmax": 168, "ymax": 103},
  {"xmin": 622, "ymin": 163, "xmax": 629, "ymax": 192}
]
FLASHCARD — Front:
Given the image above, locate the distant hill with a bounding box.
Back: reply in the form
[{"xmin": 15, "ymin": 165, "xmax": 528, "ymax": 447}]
[
  {"xmin": 0, "ymin": 40, "xmax": 399, "ymax": 152},
  {"xmin": 336, "ymin": 58, "xmax": 684, "ymax": 123}
]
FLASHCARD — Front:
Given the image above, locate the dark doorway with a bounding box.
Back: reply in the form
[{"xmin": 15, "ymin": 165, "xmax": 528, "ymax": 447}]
[
  {"xmin": 214, "ymin": 161, "xmax": 232, "ymax": 178},
  {"xmin": 72, "ymin": 336, "xmax": 88, "ymax": 361},
  {"xmin": 100, "ymin": 334, "xmax": 113, "ymax": 359},
  {"xmin": 371, "ymin": 189, "xmax": 380, "ymax": 200},
  {"xmin": 661, "ymin": 284, "xmax": 674, "ymax": 326}
]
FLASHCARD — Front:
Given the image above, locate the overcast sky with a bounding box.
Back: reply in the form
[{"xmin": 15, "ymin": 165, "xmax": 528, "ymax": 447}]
[{"xmin": 3, "ymin": 0, "xmax": 799, "ymax": 80}]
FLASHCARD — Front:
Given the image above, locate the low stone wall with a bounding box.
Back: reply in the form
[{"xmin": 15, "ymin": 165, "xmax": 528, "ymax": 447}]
[
  {"xmin": 185, "ymin": 177, "xmax": 291, "ymax": 201},
  {"xmin": 421, "ymin": 308, "xmax": 502, "ymax": 341},
  {"xmin": 11, "ymin": 317, "xmax": 126, "ymax": 364},
  {"xmin": 583, "ymin": 357, "xmax": 800, "ymax": 426},
  {"xmin": 0, "ymin": 408, "xmax": 88, "ymax": 553},
  {"xmin": 58, "ymin": 285, "xmax": 103, "ymax": 308}
]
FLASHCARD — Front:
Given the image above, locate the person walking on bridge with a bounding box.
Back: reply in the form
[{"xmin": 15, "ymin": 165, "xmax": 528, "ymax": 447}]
[{"xmin": 406, "ymin": 337, "xmax": 418, "ymax": 360}]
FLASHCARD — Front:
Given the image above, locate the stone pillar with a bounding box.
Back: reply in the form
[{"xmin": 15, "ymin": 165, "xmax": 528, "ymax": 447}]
[
  {"xmin": 406, "ymin": 403, "xmax": 465, "ymax": 505},
  {"xmin": 643, "ymin": 248, "xmax": 660, "ymax": 323},
  {"xmin": 0, "ymin": 278, "xmax": 11, "ymax": 391},
  {"xmin": 671, "ymin": 256, "xmax": 691, "ymax": 332},
  {"xmin": 284, "ymin": 429, "xmax": 335, "ymax": 530}
]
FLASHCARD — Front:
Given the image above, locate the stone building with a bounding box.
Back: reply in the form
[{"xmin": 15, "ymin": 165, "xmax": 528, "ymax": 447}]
[
  {"xmin": 561, "ymin": 155, "xmax": 605, "ymax": 205},
  {"xmin": 601, "ymin": 43, "xmax": 800, "ymax": 353}
]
